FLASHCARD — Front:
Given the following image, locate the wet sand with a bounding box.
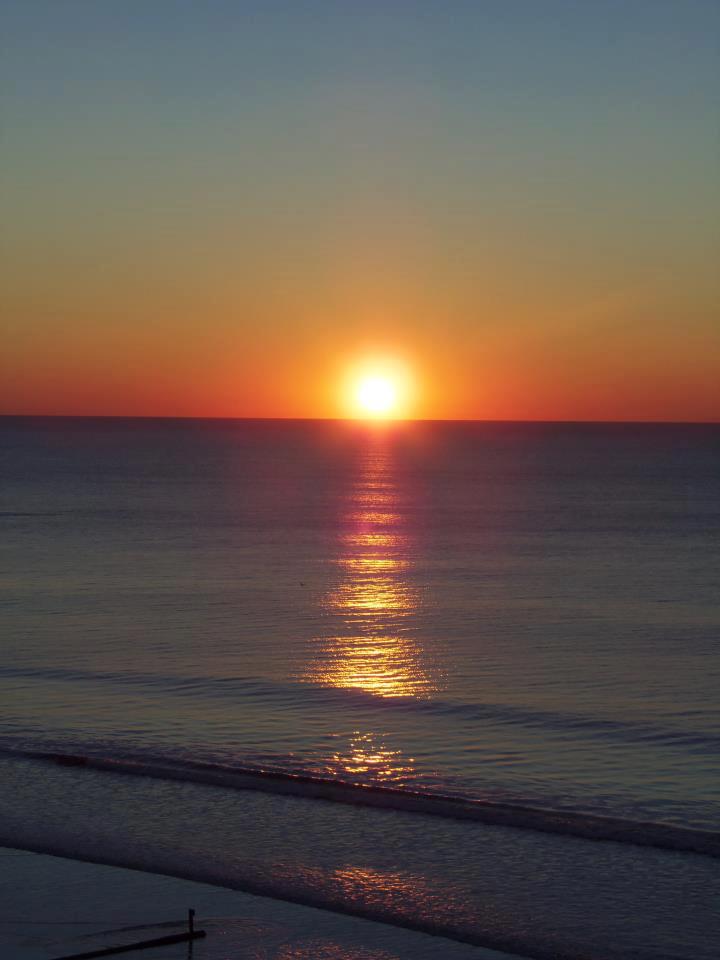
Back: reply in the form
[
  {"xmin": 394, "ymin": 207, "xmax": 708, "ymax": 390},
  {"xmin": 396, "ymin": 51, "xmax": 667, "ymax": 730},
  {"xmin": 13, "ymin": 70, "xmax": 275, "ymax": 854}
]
[{"xmin": 0, "ymin": 847, "xmax": 521, "ymax": 960}]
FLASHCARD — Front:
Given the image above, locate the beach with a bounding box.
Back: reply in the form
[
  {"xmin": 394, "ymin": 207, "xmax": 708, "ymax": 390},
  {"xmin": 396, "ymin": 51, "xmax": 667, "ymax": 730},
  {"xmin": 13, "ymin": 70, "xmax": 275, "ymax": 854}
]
[{"xmin": 0, "ymin": 848, "xmax": 517, "ymax": 960}]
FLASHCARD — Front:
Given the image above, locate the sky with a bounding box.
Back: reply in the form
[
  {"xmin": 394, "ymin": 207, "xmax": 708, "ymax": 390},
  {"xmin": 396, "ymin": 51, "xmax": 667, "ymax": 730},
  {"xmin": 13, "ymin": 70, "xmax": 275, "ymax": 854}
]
[{"xmin": 2, "ymin": 0, "xmax": 718, "ymax": 421}]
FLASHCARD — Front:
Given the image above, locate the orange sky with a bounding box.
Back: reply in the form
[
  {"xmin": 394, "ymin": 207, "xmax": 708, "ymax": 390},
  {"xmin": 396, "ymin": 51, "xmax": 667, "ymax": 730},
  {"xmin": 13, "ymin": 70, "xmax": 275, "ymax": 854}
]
[{"xmin": 2, "ymin": 3, "xmax": 718, "ymax": 421}]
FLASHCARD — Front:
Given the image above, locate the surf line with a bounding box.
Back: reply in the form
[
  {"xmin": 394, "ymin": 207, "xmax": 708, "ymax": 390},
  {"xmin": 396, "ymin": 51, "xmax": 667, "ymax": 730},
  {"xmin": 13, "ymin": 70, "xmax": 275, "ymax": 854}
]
[{"xmin": 17, "ymin": 748, "xmax": 720, "ymax": 859}]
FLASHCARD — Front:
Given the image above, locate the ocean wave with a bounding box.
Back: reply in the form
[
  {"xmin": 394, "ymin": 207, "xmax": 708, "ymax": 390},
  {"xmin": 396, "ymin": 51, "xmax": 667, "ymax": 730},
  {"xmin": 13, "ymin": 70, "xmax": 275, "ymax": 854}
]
[
  {"xmin": 2, "ymin": 746, "xmax": 717, "ymax": 858},
  {"xmin": 2, "ymin": 663, "xmax": 718, "ymax": 752}
]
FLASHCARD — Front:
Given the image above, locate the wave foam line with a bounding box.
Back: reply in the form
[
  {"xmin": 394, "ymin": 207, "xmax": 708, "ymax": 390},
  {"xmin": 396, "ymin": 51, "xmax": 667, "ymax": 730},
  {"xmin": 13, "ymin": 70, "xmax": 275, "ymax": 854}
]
[{"xmin": 9, "ymin": 748, "xmax": 720, "ymax": 858}]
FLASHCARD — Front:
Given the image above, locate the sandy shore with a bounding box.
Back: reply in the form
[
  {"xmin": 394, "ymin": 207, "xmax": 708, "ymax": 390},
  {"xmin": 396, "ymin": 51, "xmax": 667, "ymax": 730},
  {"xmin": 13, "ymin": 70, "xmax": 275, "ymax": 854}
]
[{"xmin": 0, "ymin": 847, "xmax": 523, "ymax": 959}]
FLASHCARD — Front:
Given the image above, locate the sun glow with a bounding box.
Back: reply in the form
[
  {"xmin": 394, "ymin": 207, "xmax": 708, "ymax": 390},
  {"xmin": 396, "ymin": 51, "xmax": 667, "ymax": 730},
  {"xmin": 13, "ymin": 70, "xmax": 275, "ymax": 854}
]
[
  {"xmin": 356, "ymin": 376, "xmax": 396, "ymax": 417},
  {"xmin": 344, "ymin": 359, "xmax": 414, "ymax": 420}
]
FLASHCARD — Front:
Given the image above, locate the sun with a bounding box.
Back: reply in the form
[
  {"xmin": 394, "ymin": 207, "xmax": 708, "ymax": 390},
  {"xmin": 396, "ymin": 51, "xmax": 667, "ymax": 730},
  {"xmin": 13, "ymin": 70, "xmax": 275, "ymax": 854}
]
[
  {"xmin": 356, "ymin": 376, "xmax": 397, "ymax": 417},
  {"xmin": 342, "ymin": 357, "xmax": 414, "ymax": 420}
]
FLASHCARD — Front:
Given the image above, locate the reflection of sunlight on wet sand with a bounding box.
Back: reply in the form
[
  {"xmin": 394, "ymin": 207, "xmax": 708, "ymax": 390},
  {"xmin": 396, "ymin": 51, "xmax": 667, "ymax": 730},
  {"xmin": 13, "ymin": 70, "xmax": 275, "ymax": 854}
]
[
  {"xmin": 330, "ymin": 864, "xmax": 436, "ymax": 904},
  {"xmin": 274, "ymin": 944, "xmax": 366, "ymax": 960},
  {"xmin": 275, "ymin": 941, "xmax": 393, "ymax": 960},
  {"xmin": 273, "ymin": 864, "xmax": 432, "ymax": 958},
  {"xmin": 276, "ymin": 864, "xmax": 441, "ymax": 958}
]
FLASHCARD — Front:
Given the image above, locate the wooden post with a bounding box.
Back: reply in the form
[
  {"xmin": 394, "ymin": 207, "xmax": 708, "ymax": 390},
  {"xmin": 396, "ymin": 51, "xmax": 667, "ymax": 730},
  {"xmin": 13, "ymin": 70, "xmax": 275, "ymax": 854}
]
[
  {"xmin": 53, "ymin": 929, "xmax": 206, "ymax": 959},
  {"xmin": 53, "ymin": 910, "xmax": 205, "ymax": 959}
]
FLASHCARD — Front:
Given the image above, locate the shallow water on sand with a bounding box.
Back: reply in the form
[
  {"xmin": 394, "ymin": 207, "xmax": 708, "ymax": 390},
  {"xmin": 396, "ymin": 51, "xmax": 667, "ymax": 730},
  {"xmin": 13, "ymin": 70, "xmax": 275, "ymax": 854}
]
[
  {"xmin": 0, "ymin": 847, "xmax": 514, "ymax": 960},
  {"xmin": 1, "ymin": 758, "xmax": 718, "ymax": 960}
]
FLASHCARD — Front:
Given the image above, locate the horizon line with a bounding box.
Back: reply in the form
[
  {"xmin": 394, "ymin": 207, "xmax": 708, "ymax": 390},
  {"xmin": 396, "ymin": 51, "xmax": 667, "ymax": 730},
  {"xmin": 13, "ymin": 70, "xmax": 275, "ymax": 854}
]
[{"xmin": 1, "ymin": 414, "xmax": 718, "ymax": 426}]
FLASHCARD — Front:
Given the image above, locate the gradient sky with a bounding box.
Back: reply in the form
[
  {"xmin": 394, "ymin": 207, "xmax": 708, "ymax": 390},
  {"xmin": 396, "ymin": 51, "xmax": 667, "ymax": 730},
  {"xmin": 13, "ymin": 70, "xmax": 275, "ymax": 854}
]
[{"xmin": 2, "ymin": 1, "xmax": 718, "ymax": 420}]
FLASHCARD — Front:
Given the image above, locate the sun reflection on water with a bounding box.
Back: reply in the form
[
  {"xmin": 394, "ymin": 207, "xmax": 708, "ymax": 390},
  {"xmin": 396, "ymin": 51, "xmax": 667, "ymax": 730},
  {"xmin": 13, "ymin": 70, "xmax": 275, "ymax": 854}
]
[
  {"xmin": 304, "ymin": 440, "xmax": 438, "ymax": 701},
  {"xmin": 337, "ymin": 557, "xmax": 408, "ymax": 572},
  {"xmin": 344, "ymin": 531, "xmax": 406, "ymax": 549},
  {"xmin": 314, "ymin": 631, "xmax": 425, "ymax": 697},
  {"xmin": 330, "ymin": 731, "xmax": 416, "ymax": 781},
  {"xmin": 301, "ymin": 436, "xmax": 443, "ymax": 785}
]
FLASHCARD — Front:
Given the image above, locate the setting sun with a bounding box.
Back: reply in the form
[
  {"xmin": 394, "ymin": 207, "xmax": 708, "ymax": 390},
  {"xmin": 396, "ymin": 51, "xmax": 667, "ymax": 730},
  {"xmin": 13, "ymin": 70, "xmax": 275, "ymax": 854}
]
[
  {"xmin": 343, "ymin": 358, "xmax": 415, "ymax": 420},
  {"xmin": 356, "ymin": 376, "xmax": 396, "ymax": 417}
]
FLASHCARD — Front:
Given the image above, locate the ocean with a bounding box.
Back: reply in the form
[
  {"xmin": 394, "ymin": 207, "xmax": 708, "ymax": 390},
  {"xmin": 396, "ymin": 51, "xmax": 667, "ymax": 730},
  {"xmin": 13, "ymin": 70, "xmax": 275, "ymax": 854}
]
[{"xmin": 1, "ymin": 416, "xmax": 719, "ymax": 959}]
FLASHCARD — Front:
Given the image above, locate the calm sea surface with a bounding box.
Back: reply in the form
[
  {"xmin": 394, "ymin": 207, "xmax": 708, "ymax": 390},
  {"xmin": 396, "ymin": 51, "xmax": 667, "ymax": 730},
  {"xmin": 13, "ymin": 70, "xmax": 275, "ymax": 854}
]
[{"xmin": 1, "ymin": 417, "xmax": 719, "ymax": 959}]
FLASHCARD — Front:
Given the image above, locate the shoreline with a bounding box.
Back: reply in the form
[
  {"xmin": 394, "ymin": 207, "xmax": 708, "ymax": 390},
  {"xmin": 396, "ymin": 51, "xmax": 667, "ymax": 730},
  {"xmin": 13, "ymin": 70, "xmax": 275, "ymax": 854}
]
[
  {"xmin": 0, "ymin": 847, "xmax": 523, "ymax": 960},
  {"xmin": 8, "ymin": 748, "xmax": 717, "ymax": 859}
]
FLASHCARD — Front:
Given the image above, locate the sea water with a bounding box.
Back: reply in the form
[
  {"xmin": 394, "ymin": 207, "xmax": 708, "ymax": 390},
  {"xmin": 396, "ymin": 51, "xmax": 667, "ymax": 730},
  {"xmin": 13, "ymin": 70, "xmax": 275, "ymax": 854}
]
[{"xmin": 1, "ymin": 417, "xmax": 719, "ymax": 958}]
